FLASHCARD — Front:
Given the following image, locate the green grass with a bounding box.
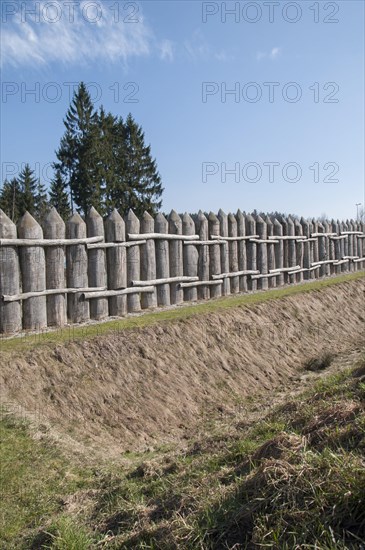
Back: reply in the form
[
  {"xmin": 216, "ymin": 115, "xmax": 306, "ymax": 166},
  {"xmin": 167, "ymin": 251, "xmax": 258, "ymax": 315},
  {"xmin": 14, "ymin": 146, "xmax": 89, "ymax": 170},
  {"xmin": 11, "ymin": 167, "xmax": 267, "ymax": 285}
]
[
  {"xmin": 2, "ymin": 350, "xmax": 365, "ymax": 549},
  {"xmin": 0, "ymin": 412, "xmax": 95, "ymax": 549},
  {"xmin": 0, "ymin": 271, "xmax": 363, "ymax": 354}
]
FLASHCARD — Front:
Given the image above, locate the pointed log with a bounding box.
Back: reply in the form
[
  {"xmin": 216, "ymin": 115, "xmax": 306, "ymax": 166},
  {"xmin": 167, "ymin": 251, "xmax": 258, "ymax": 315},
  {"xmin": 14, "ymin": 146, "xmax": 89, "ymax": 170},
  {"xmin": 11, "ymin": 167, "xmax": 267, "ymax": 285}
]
[
  {"xmin": 236, "ymin": 209, "xmax": 248, "ymax": 292},
  {"xmin": 183, "ymin": 213, "xmax": 199, "ymax": 302},
  {"xmin": 43, "ymin": 207, "xmax": 66, "ymax": 327},
  {"xmin": 140, "ymin": 211, "xmax": 158, "ymax": 309},
  {"xmin": 0, "ymin": 209, "xmax": 21, "ymax": 333},
  {"xmin": 105, "ymin": 209, "xmax": 127, "ymax": 316},
  {"xmin": 155, "ymin": 213, "xmax": 170, "ymax": 306},
  {"xmin": 18, "ymin": 212, "xmax": 47, "ymax": 330},
  {"xmin": 169, "ymin": 210, "xmax": 184, "ymax": 304},
  {"xmin": 125, "ymin": 210, "xmax": 141, "ymax": 312},
  {"xmin": 245, "ymin": 214, "xmax": 257, "ymax": 291},
  {"xmin": 208, "ymin": 212, "xmax": 222, "ymax": 298},
  {"xmin": 86, "ymin": 207, "xmax": 108, "ymax": 320},
  {"xmin": 66, "ymin": 212, "xmax": 90, "ymax": 323},
  {"xmin": 218, "ymin": 209, "xmax": 230, "ymax": 295}
]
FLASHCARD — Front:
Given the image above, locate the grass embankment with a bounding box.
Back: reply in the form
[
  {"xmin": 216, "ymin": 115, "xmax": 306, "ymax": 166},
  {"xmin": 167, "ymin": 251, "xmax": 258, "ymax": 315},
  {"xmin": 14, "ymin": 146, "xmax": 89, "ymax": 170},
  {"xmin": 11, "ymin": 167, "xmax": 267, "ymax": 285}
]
[
  {"xmin": 1, "ymin": 351, "xmax": 365, "ymax": 549},
  {"xmin": 1, "ymin": 271, "xmax": 364, "ymax": 354}
]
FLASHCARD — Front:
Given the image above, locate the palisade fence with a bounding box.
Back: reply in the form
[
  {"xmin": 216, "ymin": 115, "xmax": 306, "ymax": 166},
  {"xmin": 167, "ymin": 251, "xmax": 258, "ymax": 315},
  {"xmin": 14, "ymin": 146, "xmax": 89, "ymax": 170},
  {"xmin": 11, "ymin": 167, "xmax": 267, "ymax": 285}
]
[{"xmin": 0, "ymin": 206, "xmax": 364, "ymax": 335}]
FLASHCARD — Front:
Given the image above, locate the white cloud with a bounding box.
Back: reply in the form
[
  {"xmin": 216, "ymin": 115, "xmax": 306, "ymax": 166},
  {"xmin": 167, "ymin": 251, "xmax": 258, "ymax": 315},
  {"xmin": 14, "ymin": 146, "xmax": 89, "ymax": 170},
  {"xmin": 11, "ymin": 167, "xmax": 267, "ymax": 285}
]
[
  {"xmin": 269, "ymin": 47, "xmax": 281, "ymax": 60},
  {"xmin": 256, "ymin": 51, "xmax": 266, "ymax": 61},
  {"xmin": 159, "ymin": 39, "xmax": 174, "ymax": 62},
  {"xmin": 184, "ymin": 29, "xmax": 231, "ymax": 62},
  {"xmin": 256, "ymin": 47, "xmax": 282, "ymax": 61},
  {"xmin": 1, "ymin": 1, "xmax": 157, "ymax": 67}
]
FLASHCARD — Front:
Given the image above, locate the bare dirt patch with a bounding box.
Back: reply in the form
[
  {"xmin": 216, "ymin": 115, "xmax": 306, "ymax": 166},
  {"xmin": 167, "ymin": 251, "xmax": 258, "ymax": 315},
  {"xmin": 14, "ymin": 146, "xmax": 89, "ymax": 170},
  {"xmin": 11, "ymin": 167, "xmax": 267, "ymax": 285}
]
[{"xmin": 0, "ymin": 279, "xmax": 364, "ymax": 459}]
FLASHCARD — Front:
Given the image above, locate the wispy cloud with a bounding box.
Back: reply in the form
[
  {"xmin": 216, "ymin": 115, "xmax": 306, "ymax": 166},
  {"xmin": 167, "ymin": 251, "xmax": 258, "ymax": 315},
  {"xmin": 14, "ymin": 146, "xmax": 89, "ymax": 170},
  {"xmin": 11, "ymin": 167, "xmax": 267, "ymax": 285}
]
[
  {"xmin": 256, "ymin": 47, "xmax": 282, "ymax": 61},
  {"xmin": 269, "ymin": 47, "xmax": 281, "ymax": 60},
  {"xmin": 159, "ymin": 39, "xmax": 174, "ymax": 62},
  {"xmin": 1, "ymin": 1, "xmax": 170, "ymax": 67},
  {"xmin": 184, "ymin": 29, "xmax": 232, "ymax": 62}
]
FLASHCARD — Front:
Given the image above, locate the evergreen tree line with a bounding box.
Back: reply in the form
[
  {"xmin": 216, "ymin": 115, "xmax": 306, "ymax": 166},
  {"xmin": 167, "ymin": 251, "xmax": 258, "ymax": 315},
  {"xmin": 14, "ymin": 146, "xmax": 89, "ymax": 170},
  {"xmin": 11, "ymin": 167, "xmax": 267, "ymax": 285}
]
[{"xmin": 0, "ymin": 82, "xmax": 163, "ymax": 222}]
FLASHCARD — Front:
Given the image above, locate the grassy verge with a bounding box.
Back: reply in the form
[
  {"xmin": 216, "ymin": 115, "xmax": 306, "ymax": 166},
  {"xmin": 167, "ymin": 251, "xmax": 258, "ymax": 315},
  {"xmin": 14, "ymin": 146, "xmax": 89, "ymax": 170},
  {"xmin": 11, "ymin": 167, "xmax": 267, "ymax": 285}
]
[
  {"xmin": 1, "ymin": 350, "xmax": 365, "ymax": 549},
  {"xmin": 0, "ymin": 271, "xmax": 363, "ymax": 354}
]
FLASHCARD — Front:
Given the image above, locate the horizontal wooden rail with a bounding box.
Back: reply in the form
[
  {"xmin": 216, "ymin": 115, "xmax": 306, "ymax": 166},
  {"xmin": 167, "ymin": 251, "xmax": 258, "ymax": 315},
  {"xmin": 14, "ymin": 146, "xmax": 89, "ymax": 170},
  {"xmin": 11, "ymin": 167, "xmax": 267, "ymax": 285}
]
[
  {"xmin": 210, "ymin": 235, "xmax": 259, "ymax": 241},
  {"xmin": 0, "ymin": 236, "xmax": 103, "ymax": 247},
  {"xmin": 212, "ymin": 270, "xmax": 259, "ymax": 280},
  {"xmin": 2, "ymin": 287, "xmax": 106, "ymax": 302},
  {"xmin": 184, "ymin": 240, "xmax": 226, "ymax": 245},
  {"xmin": 311, "ymin": 233, "xmax": 337, "ymax": 237},
  {"xmin": 87, "ymin": 240, "xmax": 147, "ymax": 249},
  {"xmin": 130, "ymin": 276, "xmax": 199, "ymax": 287},
  {"xmin": 269, "ymin": 265, "xmax": 301, "ymax": 273},
  {"xmin": 249, "ymin": 239, "xmax": 279, "ymax": 244},
  {"xmin": 179, "ymin": 280, "xmax": 224, "ymax": 288},
  {"xmin": 82, "ymin": 287, "xmax": 155, "ymax": 299},
  {"xmin": 268, "ymin": 236, "xmax": 307, "ymax": 241},
  {"xmin": 128, "ymin": 233, "xmax": 199, "ymax": 241}
]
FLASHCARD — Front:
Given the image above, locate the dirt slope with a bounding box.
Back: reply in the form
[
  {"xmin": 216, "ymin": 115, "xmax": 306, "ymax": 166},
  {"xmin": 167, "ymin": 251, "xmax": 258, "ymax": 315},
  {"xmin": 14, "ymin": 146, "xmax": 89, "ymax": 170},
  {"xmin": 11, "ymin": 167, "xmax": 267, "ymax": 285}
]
[{"xmin": 0, "ymin": 279, "xmax": 364, "ymax": 457}]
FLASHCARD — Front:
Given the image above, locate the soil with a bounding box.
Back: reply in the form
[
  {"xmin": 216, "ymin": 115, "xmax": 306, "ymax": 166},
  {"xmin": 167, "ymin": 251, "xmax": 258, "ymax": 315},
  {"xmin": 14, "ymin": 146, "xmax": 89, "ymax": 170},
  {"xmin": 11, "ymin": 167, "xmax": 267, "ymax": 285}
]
[{"xmin": 0, "ymin": 279, "xmax": 364, "ymax": 460}]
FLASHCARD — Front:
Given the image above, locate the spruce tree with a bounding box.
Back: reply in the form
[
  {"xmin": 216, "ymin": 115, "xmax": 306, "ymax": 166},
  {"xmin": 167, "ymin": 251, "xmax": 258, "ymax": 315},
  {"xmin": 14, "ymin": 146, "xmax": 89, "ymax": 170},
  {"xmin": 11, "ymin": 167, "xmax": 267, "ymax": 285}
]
[
  {"xmin": 0, "ymin": 178, "xmax": 21, "ymax": 221},
  {"xmin": 49, "ymin": 169, "xmax": 72, "ymax": 220},
  {"xmin": 18, "ymin": 164, "xmax": 38, "ymax": 216},
  {"xmin": 35, "ymin": 179, "xmax": 49, "ymax": 222},
  {"xmin": 55, "ymin": 82, "xmax": 101, "ymax": 215},
  {"xmin": 109, "ymin": 113, "xmax": 163, "ymax": 217},
  {"xmin": 96, "ymin": 107, "xmax": 118, "ymax": 213}
]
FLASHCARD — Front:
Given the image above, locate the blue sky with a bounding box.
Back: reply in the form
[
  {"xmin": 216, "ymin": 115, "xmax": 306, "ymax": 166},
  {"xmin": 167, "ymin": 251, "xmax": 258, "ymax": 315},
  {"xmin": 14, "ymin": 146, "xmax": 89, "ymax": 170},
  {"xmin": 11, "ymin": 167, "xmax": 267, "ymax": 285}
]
[{"xmin": 1, "ymin": 0, "xmax": 364, "ymax": 219}]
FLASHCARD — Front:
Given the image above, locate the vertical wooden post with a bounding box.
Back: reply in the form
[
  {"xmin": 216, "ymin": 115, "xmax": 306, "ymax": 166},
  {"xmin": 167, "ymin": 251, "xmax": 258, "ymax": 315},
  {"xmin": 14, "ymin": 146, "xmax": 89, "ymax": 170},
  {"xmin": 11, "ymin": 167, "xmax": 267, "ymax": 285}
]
[
  {"xmin": 273, "ymin": 218, "xmax": 284, "ymax": 286},
  {"xmin": 18, "ymin": 212, "xmax": 47, "ymax": 331},
  {"xmin": 183, "ymin": 213, "xmax": 199, "ymax": 302},
  {"xmin": 317, "ymin": 221, "xmax": 327, "ymax": 278},
  {"xmin": 281, "ymin": 216, "xmax": 289, "ymax": 282},
  {"xmin": 125, "ymin": 210, "xmax": 141, "ymax": 312},
  {"xmin": 265, "ymin": 215, "xmax": 276, "ymax": 288},
  {"xmin": 312, "ymin": 219, "xmax": 320, "ymax": 278},
  {"xmin": 86, "ymin": 207, "xmax": 108, "ymax": 320},
  {"xmin": 331, "ymin": 219, "xmax": 340, "ymax": 275},
  {"xmin": 350, "ymin": 219, "xmax": 358, "ymax": 270},
  {"xmin": 43, "ymin": 207, "xmax": 66, "ymax": 327},
  {"xmin": 256, "ymin": 215, "xmax": 268, "ymax": 290},
  {"xmin": 294, "ymin": 218, "xmax": 304, "ymax": 283},
  {"xmin": 66, "ymin": 212, "xmax": 89, "ymax": 324},
  {"xmin": 342, "ymin": 221, "xmax": 349, "ymax": 264},
  {"xmin": 287, "ymin": 216, "xmax": 296, "ymax": 283},
  {"xmin": 301, "ymin": 218, "xmax": 311, "ymax": 279},
  {"xmin": 141, "ymin": 211, "xmax": 157, "ymax": 309},
  {"xmin": 236, "ymin": 209, "xmax": 247, "ymax": 292},
  {"xmin": 155, "ymin": 213, "xmax": 170, "ymax": 306},
  {"xmin": 228, "ymin": 213, "xmax": 239, "ymax": 293},
  {"xmin": 0, "ymin": 210, "xmax": 21, "ymax": 334},
  {"xmin": 218, "ymin": 209, "xmax": 230, "ymax": 295},
  {"xmin": 208, "ymin": 212, "xmax": 222, "ymax": 298},
  {"xmin": 245, "ymin": 213, "xmax": 257, "ymax": 290},
  {"xmin": 358, "ymin": 220, "xmax": 365, "ymax": 270},
  {"xmin": 307, "ymin": 219, "xmax": 315, "ymax": 278},
  {"xmin": 197, "ymin": 211, "xmax": 210, "ymax": 300},
  {"xmin": 105, "ymin": 209, "xmax": 127, "ymax": 317},
  {"xmin": 168, "ymin": 210, "xmax": 184, "ymax": 305}
]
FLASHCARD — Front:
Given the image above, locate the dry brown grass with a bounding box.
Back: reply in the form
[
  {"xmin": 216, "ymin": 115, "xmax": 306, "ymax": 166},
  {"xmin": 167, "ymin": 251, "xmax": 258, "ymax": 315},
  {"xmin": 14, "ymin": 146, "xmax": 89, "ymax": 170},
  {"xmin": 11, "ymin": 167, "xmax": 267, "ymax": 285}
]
[{"xmin": 0, "ymin": 278, "xmax": 364, "ymax": 461}]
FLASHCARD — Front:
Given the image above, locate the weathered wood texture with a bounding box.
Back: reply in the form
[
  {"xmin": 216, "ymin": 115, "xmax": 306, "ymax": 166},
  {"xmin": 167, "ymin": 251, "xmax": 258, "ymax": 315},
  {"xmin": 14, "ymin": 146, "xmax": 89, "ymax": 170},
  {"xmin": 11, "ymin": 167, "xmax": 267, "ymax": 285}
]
[
  {"xmin": 1, "ymin": 208, "xmax": 364, "ymax": 334},
  {"xmin": 66, "ymin": 213, "xmax": 90, "ymax": 324},
  {"xmin": 18, "ymin": 212, "xmax": 47, "ymax": 330},
  {"xmin": 86, "ymin": 207, "xmax": 108, "ymax": 320},
  {"xmin": 105, "ymin": 209, "xmax": 127, "ymax": 316},
  {"xmin": 43, "ymin": 207, "xmax": 66, "ymax": 327},
  {"xmin": 0, "ymin": 210, "xmax": 21, "ymax": 333}
]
